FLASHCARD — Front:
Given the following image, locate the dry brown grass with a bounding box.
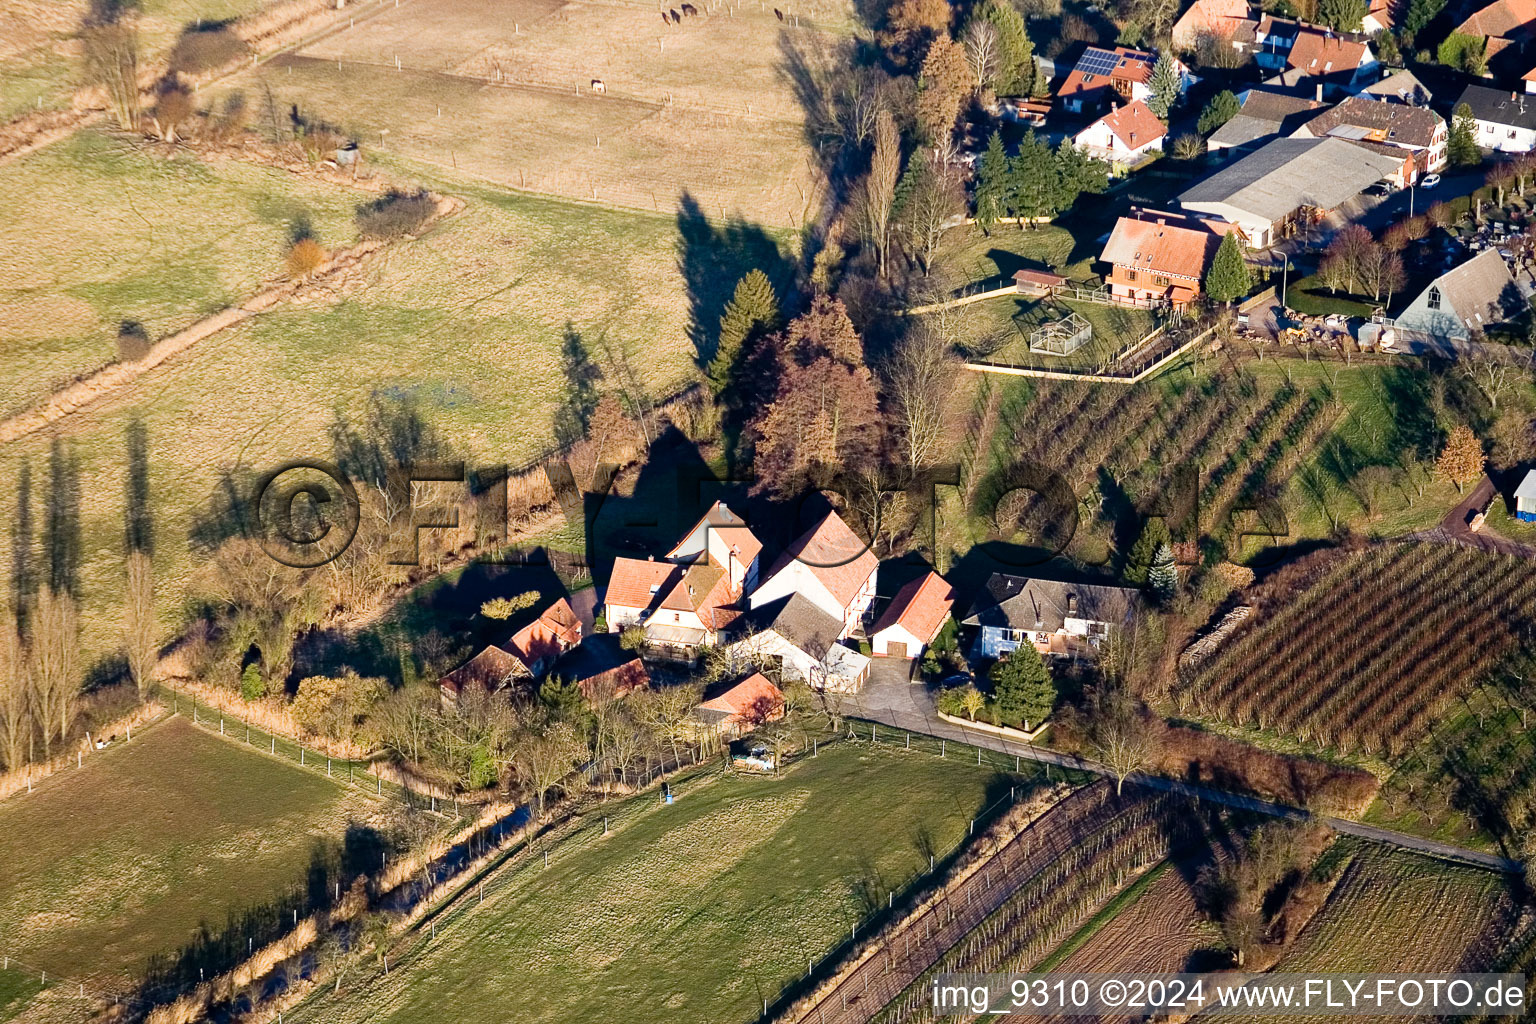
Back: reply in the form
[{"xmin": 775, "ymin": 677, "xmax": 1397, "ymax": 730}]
[{"xmin": 0, "ymin": 700, "xmax": 165, "ymax": 801}]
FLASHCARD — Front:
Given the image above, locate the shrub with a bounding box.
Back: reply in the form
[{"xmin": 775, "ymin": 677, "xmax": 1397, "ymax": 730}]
[
  {"xmin": 355, "ymin": 189, "xmax": 437, "ymax": 240},
  {"xmin": 239, "ymin": 663, "xmax": 266, "ymax": 702},
  {"xmin": 168, "ymin": 26, "xmax": 248, "ymax": 75},
  {"xmin": 619, "ymin": 625, "xmax": 646, "ymax": 651},
  {"xmin": 481, "ymin": 591, "xmax": 539, "ymax": 620},
  {"xmin": 117, "ymin": 320, "xmax": 151, "ymax": 362},
  {"xmin": 285, "ymin": 237, "xmax": 327, "ymax": 280}
]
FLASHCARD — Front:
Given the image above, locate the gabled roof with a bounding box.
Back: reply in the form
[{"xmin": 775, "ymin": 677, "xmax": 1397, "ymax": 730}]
[
  {"xmin": 439, "ymin": 645, "xmax": 532, "ymax": 699},
  {"xmin": 1366, "ymin": 0, "xmax": 1394, "ymax": 27},
  {"xmin": 605, "ymin": 557, "xmax": 678, "ymax": 610},
  {"xmin": 1178, "ymin": 136, "xmax": 1406, "ymax": 221},
  {"xmin": 1456, "ymin": 83, "xmax": 1536, "ymax": 131},
  {"xmin": 551, "ymin": 632, "xmax": 647, "ymax": 698},
  {"xmin": 750, "ymin": 592, "xmax": 845, "ymax": 655},
  {"xmin": 1362, "ymin": 68, "xmax": 1431, "ymax": 104},
  {"xmin": 962, "ymin": 575, "xmax": 1138, "ymax": 633},
  {"xmin": 1087, "ymin": 100, "xmax": 1167, "ymax": 149},
  {"xmin": 605, "ymin": 557, "xmax": 739, "ymax": 630},
  {"xmin": 1419, "ymin": 248, "xmax": 1522, "ymax": 329},
  {"xmin": 575, "ymin": 658, "xmax": 649, "ymax": 700},
  {"xmin": 1515, "ymin": 468, "xmax": 1536, "ymax": 501},
  {"xmin": 763, "ymin": 511, "xmax": 878, "ymax": 609},
  {"xmin": 1285, "ymin": 25, "xmax": 1372, "ymax": 74},
  {"xmin": 1058, "ymin": 46, "xmax": 1158, "ymax": 101},
  {"xmin": 665, "ymin": 500, "xmax": 764, "ymax": 569},
  {"xmin": 1100, "ymin": 209, "xmax": 1232, "ymax": 282},
  {"xmin": 870, "ymin": 572, "xmax": 954, "ymax": 645},
  {"xmin": 506, "ymin": 596, "xmax": 582, "ymax": 666},
  {"xmin": 697, "ymin": 672, "xmax": 784, "ymax": 725},
  {"xmin": 1299, "ymin": 94, "xmax": 1443, "ymax": 148},
  {"xmin": 1171, "ymin": 0, "xmax": 1252, "ymax": 44},
  {"xmin": 1240, "ymin": 89, "xmax": 1323, "ymax": 121},
  {"xmin": 1209, "ymin": 91, "xmax": 1322, "ymax": 150},
  {"xmin": 1454, "ymin": 0, "xmax": 1536, "ymax": 39}
]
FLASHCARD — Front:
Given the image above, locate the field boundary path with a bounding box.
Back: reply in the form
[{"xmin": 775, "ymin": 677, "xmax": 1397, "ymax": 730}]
[
  {"xmin": 0, "ymin": 191, "xmax": 462, "ymax": 446},
  {"xmin": 778, "ymin": 783, "xmax": 1125, "ymax": 1024},
  {"xmin": 853, "ymin": 679, "xmax": 1520, "ymax": 875},
  {"xmin": 1413, "ymin": 475, "xmax": 1536, "ymax": 560}
]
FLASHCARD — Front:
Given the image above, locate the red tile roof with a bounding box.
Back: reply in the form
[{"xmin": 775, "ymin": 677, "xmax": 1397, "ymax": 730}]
[
  {"xmin": 606, "ymin": 557, "xmax": 738, "ymax": 631},
  {"xmin": 1100, "ymin": 209, "xmax": 1233, "ymax": 283},
  {"xmin": 575, "ymin": 658, "xmax": 649, "ymax": 700},
  {"xmin": 1456, "ymin": 0, "xmax": 1536, "ymax": 39},
  {"xmin": 439, "ymin": 645, "xmax": 531, "ymax": 699},
  {"xmin": 506, "ymin": 597, "xmax": 582, "ymax": 666},
  {"xmin": 605, "ymin": 557, "xmax": 677, "ymax": 610},
  {"xmin": 697, "ymin": 672, "xmax": 785, "ymax": 725},
  {"xmin": 871, "ymin": 572, "xmax": 955, "ymax": 645},
  {"xmin": 1172, "ymin": 0, "xmax": 1252, "ymax": 45},
  {"xmin": 665, "ymin": 501, "xmax": 764, "ymax": 569},
  {"xmin": 1285, "ymin": 26, "xmax": 1372, "ymax": 74},
  {"xmin": 1057, "ymin": 46, "xmax": 1157, "ymax": 103},
  {"xmin": 1093, "ymin": 100, "xmax": 1167, "ymax": 149},
  {"xmin": 764, "ymin": 511, "xmax": 879, "ymax": 610}
]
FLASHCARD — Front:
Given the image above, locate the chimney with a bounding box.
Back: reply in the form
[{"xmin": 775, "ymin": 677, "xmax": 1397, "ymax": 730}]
[
  {"xmin": 1157, "ymin": 216, "xmax": 1166, "ymax": 225},
  {"xmin": 1067, "ymin": 593, "xmax": 1078, "ymax": 614},
  {"xmin": 1316, "ymin": 82, "xmax": 1324, "ymax": 102}
]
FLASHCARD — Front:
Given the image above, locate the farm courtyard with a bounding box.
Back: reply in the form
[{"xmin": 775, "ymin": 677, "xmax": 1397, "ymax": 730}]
[{"xmin": 0, "ymin": 714, "xmax": 389, "ymax": 992}]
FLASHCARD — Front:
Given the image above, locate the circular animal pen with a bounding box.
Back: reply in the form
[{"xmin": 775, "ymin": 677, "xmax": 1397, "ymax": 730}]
[{"xmin": 1027, "ymin": 311, "xmax": 1092, "ymax": 356}]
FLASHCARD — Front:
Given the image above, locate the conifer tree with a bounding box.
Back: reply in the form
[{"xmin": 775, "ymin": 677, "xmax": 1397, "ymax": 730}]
[
  {"xmin": 977, "ymin": 0, "xmax": 1035, "ymax": 95},
  {"xmin": 975, "ymin": 129, "xmax": 1013, "ymax": 231},
  {"xmin": 1147, "ymin": 52, "xmax": 1181, "ymax": 120},
  {"xmin": 706, "ymin": 270, "xmax": 780, "ymax": 396},
  {"xmin": 1148, "ymin": 542, "xmax": 1178, "ymax": 602},
  {"xmin": 1448, "ymin": 103, "xmax": 1481, "ymax": 167},
  {"xmin": 990, "ymin": 643, "xmax": 1056, "ymax": 728},
  {"xmin": 1205, "ymin": 231, "xmax": 1252, "ymax": 304},
  {"xmin": 1125, "ymin": 516, "xmax": 1170, "ymax": 586}
]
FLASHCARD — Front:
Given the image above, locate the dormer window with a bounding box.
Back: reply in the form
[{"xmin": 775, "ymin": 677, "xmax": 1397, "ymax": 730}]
[{"xmin": 1427, "ymin": 286, "xmax": 1442, "ymax": 310}]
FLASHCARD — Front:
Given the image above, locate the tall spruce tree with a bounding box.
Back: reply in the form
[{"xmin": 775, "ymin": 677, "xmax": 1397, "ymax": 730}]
[
  {"xmin": 1011, "ymin": 130, "xmax": 1061, "ymax": 226},
  {"xmin": 1148, "ymin": 542, "xmax": 1178, "ymax": 602},
  {"xmin": 1205, "ymin": 231, "xmax": 1252, "ymax": 304},
  {"xmin": 978, "ymin": 0, "xmax": 1035, "ymax": 95},
  {"xmin": 990, "ymin": 644, "xmax": 1056, "ymax": 728},
  {"xmin": 1146, "ymin": 52, "xmax": 1181, "ymax": 120},
  {"xmin": 975, "ymin": 129, "xmax": 1014, "ymax": 231},
  {"xmin": 1124, "ymin": 516, "xmax": 1170, "ymax": 586},
  {"xmin": 706, "ymin": 270, "xmax": 780, "ymax": 396},
  {"xmin": 1448, "ymin": 103, "xmax": 1481, "ymax": 166},
  {"xmin": 1055, "ymin": 138, "xmax": 1108, "ymax": 207}
]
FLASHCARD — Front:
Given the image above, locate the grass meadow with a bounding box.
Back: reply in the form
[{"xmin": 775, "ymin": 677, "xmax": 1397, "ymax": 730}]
[
  {"xmin": 0, "ymin": 138, "xmax": 758, "ymax": 660},
  {"xmin": 0, "ymin": 128, "xmax": 361, "ymax": 415},
  {"xmin": 293, "ymin": 741, "xmax": 1020, "ymax": 1024},
  {"xmin": 0, "ymin": 714, "xmax": 385, "ymax": 990}
]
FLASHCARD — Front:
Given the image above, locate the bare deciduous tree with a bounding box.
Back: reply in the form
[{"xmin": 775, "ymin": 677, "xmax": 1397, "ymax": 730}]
[
  {"xmin": 30, "ymin": 586, "xmax": 79, "ymax": 758},
  {"xmin": 1461, "ymin": 354, "xmax": 1525, "ymax": 413},
  {"xmin": 885, "ymin": 322, "xmax": 961, "ymax": 472},
  {"xmin": 963, "ymin": 19, "xmax": 999, "ymax": 91},
  {"xmin": 0, "ymin": 612, "xmax": 28, "ymax": 771},
  {"xmin": 82, "ymin": 19, "xmax": 140, "ymax": 131},
  {"xmin": 125, "ymin": 548, "xmax": 156, "ymax": 700},
  {"xmin": 859, "ymin": 109, "xmax": 900, "ymax": 280}
]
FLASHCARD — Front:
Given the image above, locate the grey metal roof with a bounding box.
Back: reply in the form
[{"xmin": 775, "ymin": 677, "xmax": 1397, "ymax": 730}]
[
  {"xmin": 1515, "ymin": 469, "xmax": 1536, "ymax": 501},
  {"xmin": 962, "ymin": 574, "xmax": 1138, "ymax": 633},
  {"xmin": 1208, "ymin": 113, "xmax": 1283, "ymax": 148},
  {"xmin": 1178, "ymin": 136, "xmax": 1405, "ymax": 222},
  {"xmin": 1429, "ymin": 248, "xmax": 1522, "ymax": 327},
  {"xmin": 1455, "ymin": 83, "xmax": 1536, "ymax": 131}
]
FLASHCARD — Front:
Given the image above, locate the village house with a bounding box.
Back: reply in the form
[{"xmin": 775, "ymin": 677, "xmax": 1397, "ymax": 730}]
[
  {"xmin": 1056, "ymin": 46, "xmax": 1171, "ymax": 114},
  {"xmin": 1171, "ymin": 0, "xmax": 1254, "ymax": 51},
  {"xmin": 1178, "ymin": 136, "xmax": 1407, "ymax": 248},
  {"xmin": 504, "ymin": 597, "xmax": 583, "ymax": 676},
  {"xmin": 1453, "ymin": 0, "xmax": 1536, "ymax": 74},
  {"xmin": 1455, "ymin": 83, "xmax": 1536, "ymax": 152},
  {"xmin": 438, "ymin": 645, "xmax": 531, "ymax": 708},
  {"xmin": 1252, "ymin": 17, "xmax": 1377, "ymax": 97},
  {"xmin": 868, "ymin": 571, "xmax": 954, "ymax": 659},
  {"xmin": 693, "ymin": 672, "xmax": 785, "ymax": 741},
  {"xmin": 550, "ymin": 631, "xmax": 650, "ymax": 701},
  {"xmin": 1099, "ymin": 208, "xmax": 1235, "ymax": 308},
  {"xmin": 1363, "ymin": 68, "xmax": 1431, "ymax": 105},
  {"xmin": 732, "ymin": 593, "xmax": 872, "ymax": 691},
  {"xmin": 748, "ymin": 510, "xmax": 878, "ymax": 639},
  {"xmin": 1207, "ymin": 89, "xmax": 1322, "ymax": 155},
  {"xmin": 1362, "ymin": 0, "xmax": 1394, "ymax": 33},
  {"xmin": 964, "ymin": 575, "xmax": 1139, "ymax": 660},
  {"xmin": 1292, "ymin": 94, "xmax": 1447, "ymax": 176},
  {"xmin": 1393, "ymin": 249, "xmax": 1527, "ymax": 344},
  {"xmin": 664, "ymin": 500, "xmax": 763, "ymax": 594},
  {"xmin": 1071, "ymin": 100, "xmax": 1167, "ymax": 165}
]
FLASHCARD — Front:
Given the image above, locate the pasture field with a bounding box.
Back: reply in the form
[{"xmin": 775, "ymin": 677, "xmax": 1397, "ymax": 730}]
[
  {"xmin": 1211, "ymin": 840, "xmax": 1514, "ymax": 1022},
  {"xmin": 0, "ymin": 714, "xmax": 387, "ymax": 989},
  {"xmin": 0, "ymin": 157, "xmax": 754, "ymax": 658},
  {"xmin": 0, "ymin": 0, "xmax": 278, "ymax": 122},
  {"xmin": 291, "ymin": 742, "xmax": 1019, "ymax": 1024},
  {"xmin": 0, "ymin": 127, "xmax": 361, "ymax": 414}
]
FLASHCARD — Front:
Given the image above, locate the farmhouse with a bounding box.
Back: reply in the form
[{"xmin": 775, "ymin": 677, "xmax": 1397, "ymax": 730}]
[
  {"xmin": 1452, "ymin": 0, "xmax": 1536, "ymax": 68},
  {"xmin": 1178, "ymin": 136, "xmax": 1407, "ymax": 248},
  {"xmin": 1454, "ymin": 84, "xmax": 1536, "ymax": 153},
  {"xmin": 1292, "ymin": 95, "xmax": 1447, "ymax": 176},
  {"xmin": 868, "ymin": 572, "xmax": 954, "ymax": 659},
  {"xmin": 551, "ymin": 632, "xmax": 650, "ymax": 701},
  {"xmin": 1393, "ymin": 249, "xmax": 1527, "ymax": 344},
  {"xmin": 505, "ymin": 597, "xmax": 583, "ymax": 676},
  {"xmin": 1515, "ymin": 470, "xmax": 1536, "ymax": 521},
  {"xmin": 1071, "ymin": 100, "xmax": 1166, "ymax": 163},
  {"xmin": 964, "ymin": 575, "xmax": 1138, "ymax": 659},
  {"xmin": 748, "ymin": 511, "xmax": 877, "ymax": 638},
  {"xmin": 732, "ymin": 593, "xmax": 872, "ymax": 691},
  {"xmin": 1252, "ymin": 17, "xmax": 1376, "ymax": 97},
  {"xmin": 665, "ymin": 500, "xmax": 763, "ymax": 594},
  {"xmin": 1057, "ymin": 46, "xmax": 1166, "ymax": 113},
  {"xmin": 604, "ymin": 557, "xmax": 739, "ymax": 656},
  {"xmin": 1171, "ymin": 0, "xmax": 1253, "ymax": 50},
  {"xmin": 1207, "ymin": 90, "xmax": 1321, "ymax": 155},
  {"xmin": 1100, "ymin": 208, "xmax": 1235, "ymax": 307},
  {"xmin": 694, "ymin": 672, "xmax": 785, "ymax": 740}
]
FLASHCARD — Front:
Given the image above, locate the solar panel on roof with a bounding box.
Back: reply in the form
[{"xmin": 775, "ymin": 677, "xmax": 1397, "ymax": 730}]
[{"xmin": 1077, "ymin": 48, "xmax": 1122, "ymax": 75}]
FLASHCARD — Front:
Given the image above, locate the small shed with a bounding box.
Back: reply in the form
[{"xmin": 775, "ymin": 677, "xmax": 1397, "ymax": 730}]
[
  {"xmin": 1516, "ymin": 469, "xmax": 1536, "ymax": 521},
  {"xmin": 1014, "ymin": 268, "xmax": 1068, "ymax": 297}
]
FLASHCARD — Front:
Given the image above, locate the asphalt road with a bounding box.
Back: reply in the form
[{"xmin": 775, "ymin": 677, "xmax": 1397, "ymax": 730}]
[{"xmin": 851, "ymin": 672, "xmax": 1520, "ymax": 875}]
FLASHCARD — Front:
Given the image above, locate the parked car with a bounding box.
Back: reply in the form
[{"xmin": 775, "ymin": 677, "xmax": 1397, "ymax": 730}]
[
  {"xmin": 1421, "ymin": 173, "xmax": 1442, "ymax": 189},
  {"xmin": 1364, "ymin": 181, "xmax": 1393, "ymax": 197}
]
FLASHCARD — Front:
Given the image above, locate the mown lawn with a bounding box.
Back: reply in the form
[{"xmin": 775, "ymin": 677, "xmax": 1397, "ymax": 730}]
[
  {"xmin": 0, "ymin": 127, "xmax": 361, "ymax": 414},
  {"xmin": 0, "ymin": 715, "xmax": 386, "ymax": 988},
  {"xmin": 298, "ymin": 741, "xmax": 1029, "ymax": 1024}
]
